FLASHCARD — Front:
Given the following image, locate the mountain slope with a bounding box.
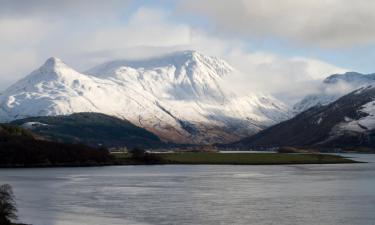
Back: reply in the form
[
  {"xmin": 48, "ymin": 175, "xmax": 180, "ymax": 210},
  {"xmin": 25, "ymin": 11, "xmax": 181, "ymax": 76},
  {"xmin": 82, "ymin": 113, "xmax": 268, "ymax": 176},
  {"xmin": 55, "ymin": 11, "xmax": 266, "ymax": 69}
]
[
  {"xmin": 0, "ymin": 51, "xmax": 289, "ymax": 144},
  {"xmin": 293, "ymin": 71, "xmax": 375, "ymax": 113},
  {"xmin": 232, "ymin": 85, "xmax": 375, "ymax": 149},
  {"xmin": 11, "ymin": 113, "xmax": 165, "ymax": 148}
]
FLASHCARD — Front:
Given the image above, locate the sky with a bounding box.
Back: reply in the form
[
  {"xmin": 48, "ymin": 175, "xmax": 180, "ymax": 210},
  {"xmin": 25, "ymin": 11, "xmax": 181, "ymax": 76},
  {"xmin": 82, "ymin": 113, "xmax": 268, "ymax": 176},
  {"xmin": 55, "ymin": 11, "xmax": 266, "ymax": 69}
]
[{"xmin": 1, "ymin": 0, "xmax": 375, "ymax": 103}]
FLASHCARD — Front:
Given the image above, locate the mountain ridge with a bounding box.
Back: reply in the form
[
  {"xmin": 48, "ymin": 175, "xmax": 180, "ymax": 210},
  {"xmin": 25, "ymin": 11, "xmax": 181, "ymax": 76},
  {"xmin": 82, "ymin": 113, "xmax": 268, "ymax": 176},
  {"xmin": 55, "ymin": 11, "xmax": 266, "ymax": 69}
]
[{"xmin": 231, "ymin": 84, "xmax": 375, "ymax": 150}]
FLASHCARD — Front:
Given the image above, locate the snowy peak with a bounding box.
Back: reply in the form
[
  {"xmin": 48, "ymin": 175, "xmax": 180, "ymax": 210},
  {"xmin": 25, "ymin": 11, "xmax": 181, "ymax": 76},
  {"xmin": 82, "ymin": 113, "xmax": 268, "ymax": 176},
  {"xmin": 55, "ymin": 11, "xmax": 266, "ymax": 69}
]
[
  {"xmin": 24, "ymin": 57, "xmax": 80, "ymax": 82},
  {"xmin": 87, "ymin": 50, "xmax": 232, "ymax": 78},
  {"xmin": 43, "ymin": 57, "xmax": 64, "ymax": 69},
  {"xmin": 37, "ymin": 57, "xmax": 73, "ymax": 76},
  {"xmin": 3, "ymin": 57, "xmax": 87, "ymax": 95},
  {"xmin": 86, "ymin": 50, "xmax": 234, "ymax": 102}
]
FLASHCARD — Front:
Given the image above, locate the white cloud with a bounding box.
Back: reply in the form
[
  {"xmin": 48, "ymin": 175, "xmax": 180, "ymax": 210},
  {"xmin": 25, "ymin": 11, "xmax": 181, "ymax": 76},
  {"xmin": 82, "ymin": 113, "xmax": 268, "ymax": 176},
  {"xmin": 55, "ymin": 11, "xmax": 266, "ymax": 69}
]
[
  {"xmin": 179, "ymin": 0, "xmax": 375, "ymax": 48},
  {"xmin": 216, "ymin": 49, "xmax": 347, "ymax": 104}
]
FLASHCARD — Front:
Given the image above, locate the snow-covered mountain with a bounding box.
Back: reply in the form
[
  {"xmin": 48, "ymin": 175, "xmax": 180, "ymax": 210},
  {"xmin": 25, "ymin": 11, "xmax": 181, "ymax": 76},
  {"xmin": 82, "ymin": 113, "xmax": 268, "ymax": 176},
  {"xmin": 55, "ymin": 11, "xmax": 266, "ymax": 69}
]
[
  {"xmin": 293, "ymin": 71, "xmax": 375, "ymax": 113},
  {"xmin": 0, "ymin": 51, "xmax": 289, "ymax": 144}
]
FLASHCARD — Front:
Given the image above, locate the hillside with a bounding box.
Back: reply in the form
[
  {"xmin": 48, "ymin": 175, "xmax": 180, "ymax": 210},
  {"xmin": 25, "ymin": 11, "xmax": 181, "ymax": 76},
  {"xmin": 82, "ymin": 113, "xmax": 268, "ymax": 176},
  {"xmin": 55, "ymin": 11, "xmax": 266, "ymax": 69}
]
[{"xmin": 11, "ymin": 113, "xmax": 166, "ymax": 149}]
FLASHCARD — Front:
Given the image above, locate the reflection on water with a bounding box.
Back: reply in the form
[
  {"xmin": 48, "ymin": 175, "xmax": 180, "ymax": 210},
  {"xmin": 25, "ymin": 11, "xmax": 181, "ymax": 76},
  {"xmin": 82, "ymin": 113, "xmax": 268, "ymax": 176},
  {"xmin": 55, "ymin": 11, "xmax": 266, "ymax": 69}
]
[{"xmin": 0, "ymin": 154, "xmax": 374, "ymax": 225}]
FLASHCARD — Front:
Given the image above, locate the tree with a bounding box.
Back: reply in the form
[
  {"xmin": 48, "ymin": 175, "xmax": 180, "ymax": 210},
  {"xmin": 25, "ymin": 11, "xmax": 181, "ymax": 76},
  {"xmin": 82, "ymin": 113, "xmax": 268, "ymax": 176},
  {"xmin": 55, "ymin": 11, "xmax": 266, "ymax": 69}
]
[
  {"xmin": 130, "ymin": 148, "xmax": 146, "ymax": 160},
  {"xmin": 0, "ymin": 184, "xmax": 17, "ymax": 225},
  {"xmin": 317, "ymin": 154, "xmax": 325, "ymax": 163},
  {"xmin": 129, "ymin": 148, "xmax": 164, "ymax": 164}
]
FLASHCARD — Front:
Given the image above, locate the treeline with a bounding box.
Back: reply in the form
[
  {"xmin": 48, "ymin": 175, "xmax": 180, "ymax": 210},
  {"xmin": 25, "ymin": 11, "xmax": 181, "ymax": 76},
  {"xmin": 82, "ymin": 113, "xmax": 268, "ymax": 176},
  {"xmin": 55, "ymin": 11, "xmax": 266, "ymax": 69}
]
[{"xmin": 0, "ymin": 124, "xmax": 111, "ymax": 167}]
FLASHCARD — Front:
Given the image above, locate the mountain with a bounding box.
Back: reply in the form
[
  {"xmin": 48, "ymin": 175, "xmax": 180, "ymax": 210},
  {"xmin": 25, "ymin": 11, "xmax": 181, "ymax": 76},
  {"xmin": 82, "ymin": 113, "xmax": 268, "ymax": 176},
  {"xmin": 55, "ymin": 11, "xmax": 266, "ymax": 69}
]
[
  {"xmin": 231, "ymin": 85, "xmax": 375, "ymax": 150},
  {"xmin": 0, "ymin": 51, "xmax": 289, "ymax": 144},
  {"xmin": 293, "ymin": 71, "xmax": 375, "ymax": 113},
  {"xmin": 11, "ymin": 113, "xmax": 165, "ymax": 149},
  {"xmin": 324, "ymin": 72, "xmax": 375, "ymax": 84}
]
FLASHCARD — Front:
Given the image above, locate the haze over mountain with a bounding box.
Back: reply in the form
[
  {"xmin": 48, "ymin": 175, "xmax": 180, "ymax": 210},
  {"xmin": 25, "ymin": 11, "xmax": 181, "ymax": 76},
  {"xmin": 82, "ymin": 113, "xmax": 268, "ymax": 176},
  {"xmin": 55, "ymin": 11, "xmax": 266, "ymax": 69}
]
[
  {"xmin": 293, "ymin": 72, "xmax": 375, "ymax": 113},
  {"xmin": 0, "ymin": 51, "xmax": 289, "ymax": 144}
]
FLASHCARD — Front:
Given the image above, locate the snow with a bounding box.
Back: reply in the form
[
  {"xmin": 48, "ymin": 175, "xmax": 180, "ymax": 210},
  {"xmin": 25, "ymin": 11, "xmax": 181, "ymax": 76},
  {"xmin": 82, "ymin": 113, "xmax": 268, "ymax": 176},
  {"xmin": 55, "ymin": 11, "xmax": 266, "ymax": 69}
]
[
  {"xmin": 316, "ymin": 117, "xmax": 323, "ymax": 124},
  {"xmin": 21, "ymin": 122, "xmax": 49, "ymax": 129},
  {"xmin": 331, "ymin": 98, "xmax": 375, "ymax": 135},
  {"xmin": 335, "ymin": 120, "xmax": 366, "ymax": 133},
  {"xmin": 358, "ymin": 100, "xmax": 375, "ymax": 130},
  {"xmin": 0, "ymin": 50, "xmax": 289, "ymax": 144},
  {"xmin": 354, "ymin": 85, "xmax": 374, "ymax": 94},
  {"xmin": 293, "ymin": 93, "xmax": 339, "ymax": 114}
]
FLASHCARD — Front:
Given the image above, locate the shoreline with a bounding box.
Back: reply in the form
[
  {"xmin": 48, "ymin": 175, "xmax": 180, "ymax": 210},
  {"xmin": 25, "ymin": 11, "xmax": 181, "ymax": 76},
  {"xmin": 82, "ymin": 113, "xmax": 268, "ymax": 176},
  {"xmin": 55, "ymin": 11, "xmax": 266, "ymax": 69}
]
[{"xmin": 0, "ymin": 153, "xmax": 360, "ymax": 168}]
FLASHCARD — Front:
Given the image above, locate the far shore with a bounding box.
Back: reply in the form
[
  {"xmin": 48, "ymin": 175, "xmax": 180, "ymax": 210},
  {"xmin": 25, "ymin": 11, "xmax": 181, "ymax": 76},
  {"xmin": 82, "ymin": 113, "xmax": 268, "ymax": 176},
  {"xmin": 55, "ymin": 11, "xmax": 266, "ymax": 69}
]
[{"xmin": 0, "ymin": 152, "xmax": 359, "ymax": 168}]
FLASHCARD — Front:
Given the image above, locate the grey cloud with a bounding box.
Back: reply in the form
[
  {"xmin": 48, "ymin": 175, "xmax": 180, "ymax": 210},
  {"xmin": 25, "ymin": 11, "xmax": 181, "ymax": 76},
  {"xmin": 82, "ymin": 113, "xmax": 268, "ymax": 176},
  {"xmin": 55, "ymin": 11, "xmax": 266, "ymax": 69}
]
[
  {"xmin": 179, "ymin": 0, "xmax": 375, "ymax": 48},
  {"xmin": 0, "ymin": 0, "xmax": 132, "ymax": 18}
]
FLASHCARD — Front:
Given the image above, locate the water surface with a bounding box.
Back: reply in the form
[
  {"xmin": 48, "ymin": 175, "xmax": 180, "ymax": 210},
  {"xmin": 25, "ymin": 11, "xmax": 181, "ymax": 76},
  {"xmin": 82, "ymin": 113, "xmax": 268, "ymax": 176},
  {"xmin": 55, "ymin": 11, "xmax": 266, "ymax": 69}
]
[{"xmin": 0, "ymin": 154, "xmax": 374, "ymax": 225}]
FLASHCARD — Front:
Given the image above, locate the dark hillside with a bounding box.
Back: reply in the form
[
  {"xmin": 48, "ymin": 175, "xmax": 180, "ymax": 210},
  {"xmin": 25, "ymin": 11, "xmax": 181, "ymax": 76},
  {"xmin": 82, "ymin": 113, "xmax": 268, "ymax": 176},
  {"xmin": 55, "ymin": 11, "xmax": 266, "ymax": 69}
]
[
  {"xmin": 12, "ymin": 113, "xmax": 166, "ymax": 149},
  {"xmin": 0, "ymin": 124, "xmax": 111, "ymax": 167}
]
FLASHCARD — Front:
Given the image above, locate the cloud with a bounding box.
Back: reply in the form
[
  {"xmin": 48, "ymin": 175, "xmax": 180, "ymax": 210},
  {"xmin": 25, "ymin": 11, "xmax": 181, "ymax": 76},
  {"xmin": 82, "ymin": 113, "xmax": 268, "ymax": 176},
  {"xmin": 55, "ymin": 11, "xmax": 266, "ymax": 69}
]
[
  {"xmin": 0, "ymin": 17, "xmax": 54, "ymax": 90},
  {"xmin": 76, "ymin": 8, "xmax": 192, "ymax": 58},
  {"xmin": 217, "ymin": 49, "xmax": 347, "ymax": 104},
  {"xmin": 0, "ymin": 0, "xmax": 132, "ymax": 18},
  {"xmin": 179, "ymin": 0, "xmax": 375, "ymax": 48},
  {"xmin": 0, "ymin": 3, "xmax": 347, "ymax": 106},
  {"xmin": 0, "ymin": 0, "xmax": 132, "ymax": 90}
]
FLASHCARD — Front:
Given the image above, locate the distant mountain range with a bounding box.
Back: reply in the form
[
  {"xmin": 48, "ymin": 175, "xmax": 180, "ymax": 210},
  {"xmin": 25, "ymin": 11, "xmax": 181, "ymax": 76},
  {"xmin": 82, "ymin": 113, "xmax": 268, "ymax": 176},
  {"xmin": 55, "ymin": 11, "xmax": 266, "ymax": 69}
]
[
  {"xmin": 1, "ymin": 50, "xmax": 375, "ymax": 150},
  {"xmin": 0, "ymin": 50, "xmax": 288, "ymax": 145}
]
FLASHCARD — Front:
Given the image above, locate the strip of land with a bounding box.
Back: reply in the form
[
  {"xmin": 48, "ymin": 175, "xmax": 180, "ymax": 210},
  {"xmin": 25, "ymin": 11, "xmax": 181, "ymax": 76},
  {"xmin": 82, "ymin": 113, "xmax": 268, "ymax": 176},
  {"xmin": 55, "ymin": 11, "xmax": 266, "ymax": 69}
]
[
  {"xmin": 0, "ymin": 124, "xmax": 361, "ymax": 168},
  {"xmin": 112, "ymin": 152, "xmax": 358, "ymax": 165}
]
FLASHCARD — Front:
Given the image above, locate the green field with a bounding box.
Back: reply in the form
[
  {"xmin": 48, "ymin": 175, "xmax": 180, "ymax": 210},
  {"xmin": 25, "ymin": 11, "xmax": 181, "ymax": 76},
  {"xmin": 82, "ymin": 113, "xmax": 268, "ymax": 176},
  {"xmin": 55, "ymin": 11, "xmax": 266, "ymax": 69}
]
[{"xmin": 112, "ymin": 152, "xmax": 357, "ymax": 165}]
